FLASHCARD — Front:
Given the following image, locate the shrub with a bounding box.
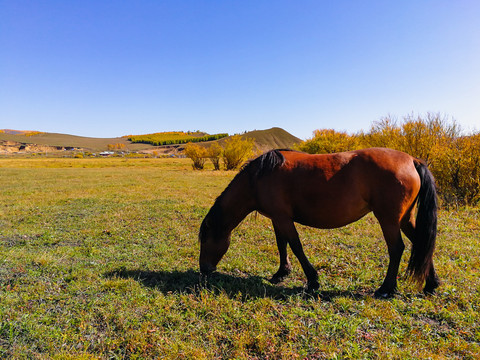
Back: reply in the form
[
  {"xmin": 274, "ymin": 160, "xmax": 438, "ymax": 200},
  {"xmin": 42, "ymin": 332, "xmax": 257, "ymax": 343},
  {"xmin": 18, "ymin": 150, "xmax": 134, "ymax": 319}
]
[
  {"xmin": 431, "ymin": 134, "xmax": 480, "ymax": 206},
  {"xmin": 207, "ymin": 142, "xmax": 223, "ymax": 170},
  {"xmin": 360, "ymin": 117, "xmax": 403, "ymax": 150},
  {"xmin": 24, "ymin": 131, "xmax": 44, "ymax": 137},
  {"xmin": 360, "ymin": 113, "xmax": 476, "ymax": 205},
  {"xmin": 222, "ymin": 135, "xmax": 255, "ymax": 170},
  {"xmin": 107, "ymin": 143, "xmax": 126, "ymax": 151},
  {"xmin": 296, "ymin": 129, "xmax": 359, "ymax": 154},
  {"xmin": 184, "ymin": 143, "xmax": 208, "ymax": 170},
  {"xmin": 399, "ymin": 114, "xmax": 460, "ymax": 165},
  {"xmin": 297, "ymin": 113, "xmax": 480, "ymax": 207}
]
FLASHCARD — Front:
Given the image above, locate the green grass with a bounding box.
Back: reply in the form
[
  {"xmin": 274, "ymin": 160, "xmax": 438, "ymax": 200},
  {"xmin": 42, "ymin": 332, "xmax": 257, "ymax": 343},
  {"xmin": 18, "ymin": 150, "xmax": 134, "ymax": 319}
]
[{"xmin": 0, "ymin": 158, "xmax": 479, "ymax": 359}]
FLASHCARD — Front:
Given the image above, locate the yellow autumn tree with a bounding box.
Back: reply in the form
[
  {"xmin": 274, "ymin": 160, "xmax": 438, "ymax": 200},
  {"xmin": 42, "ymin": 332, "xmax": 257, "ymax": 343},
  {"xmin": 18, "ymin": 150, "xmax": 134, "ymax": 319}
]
[
  {"xmin": 296, "ymin": 129, "xmax": 359, "ymax": 154},
  {"xmin": 222, "ymin": 135, "xmax": 255, "ymax": 170},
  {"xmin": 207, "ymin": 142, "xmax": 223, "ymax": 170},
  {"xmin": 184, "ymin": 143, "xmax": 208, "ymax": 170}
]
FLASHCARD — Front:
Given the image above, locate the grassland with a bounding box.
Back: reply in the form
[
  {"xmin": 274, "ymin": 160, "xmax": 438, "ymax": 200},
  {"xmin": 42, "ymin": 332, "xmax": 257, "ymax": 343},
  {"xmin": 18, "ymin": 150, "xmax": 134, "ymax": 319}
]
[{"xmin": 0, "ymin": 158, "xmax": 479, "ymax": 359}]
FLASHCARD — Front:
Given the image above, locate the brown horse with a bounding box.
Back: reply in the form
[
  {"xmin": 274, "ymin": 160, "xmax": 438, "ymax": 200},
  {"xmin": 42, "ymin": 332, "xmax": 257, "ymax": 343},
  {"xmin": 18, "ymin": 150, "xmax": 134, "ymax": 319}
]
[{"xmin": 199, "ymin": 148, "xmax": 439, "ymax": 298}]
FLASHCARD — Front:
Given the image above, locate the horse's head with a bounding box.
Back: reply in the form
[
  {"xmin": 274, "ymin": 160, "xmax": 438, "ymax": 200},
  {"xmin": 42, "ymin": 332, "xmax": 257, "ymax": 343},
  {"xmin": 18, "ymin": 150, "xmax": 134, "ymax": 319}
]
[{"xmin": 199, "ymin": 205, "xmax": 231, "ymax": 275}]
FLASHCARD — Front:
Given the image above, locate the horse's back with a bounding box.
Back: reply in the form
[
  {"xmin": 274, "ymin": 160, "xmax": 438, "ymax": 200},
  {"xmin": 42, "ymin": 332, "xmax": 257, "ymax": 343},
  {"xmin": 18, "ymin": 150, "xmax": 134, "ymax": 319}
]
[{"xmin": 255, "ymin": 148, "xmax": 421, "ymax": 228}]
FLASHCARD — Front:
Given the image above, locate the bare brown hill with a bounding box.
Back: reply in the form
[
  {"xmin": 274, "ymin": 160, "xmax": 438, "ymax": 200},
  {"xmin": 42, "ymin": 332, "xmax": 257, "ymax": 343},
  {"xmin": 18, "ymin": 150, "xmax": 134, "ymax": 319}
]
[
  {"xmin": 0, "ymin": 131, "xmax": 154, "ymax": 153},
  {"xmin": 238, "ymin": 127, "xmax": 302, "ymax": 151}
]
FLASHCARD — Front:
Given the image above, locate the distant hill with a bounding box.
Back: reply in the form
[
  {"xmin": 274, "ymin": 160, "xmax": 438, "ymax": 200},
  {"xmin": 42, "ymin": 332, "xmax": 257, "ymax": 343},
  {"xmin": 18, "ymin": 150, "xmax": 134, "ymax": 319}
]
[
  {"xmin": 0, "ymin": 131, "xmax": 155, "ymax": 152},
  {"xmin": 238, "ymin": 127, "xmax": 302, "ymax": 151},
  {"xmin": 0, "ymin": 127, "xmax": 302, "ymax": 154},
  {"xmin": 1, "ymin": 129, "xmax": 39, "ymax": 135},
  {"xmin": 176, "ymin": 127, "xmax": 302, "ymax": 153}
]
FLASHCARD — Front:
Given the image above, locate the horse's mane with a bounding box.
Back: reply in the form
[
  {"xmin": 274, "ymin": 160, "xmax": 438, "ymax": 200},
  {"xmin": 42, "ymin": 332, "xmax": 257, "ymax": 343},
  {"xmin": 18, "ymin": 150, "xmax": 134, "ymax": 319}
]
[
  {"xmin": 200, "ymin": 149, "xmax": 295, "ymax": 243},
  {"xmin": 216, "ymin": 149, "xmax": 295, "ymax": 201},
  {"xmin": 245, "ymin": 148, "xmax": 293, "ymax": 177}
]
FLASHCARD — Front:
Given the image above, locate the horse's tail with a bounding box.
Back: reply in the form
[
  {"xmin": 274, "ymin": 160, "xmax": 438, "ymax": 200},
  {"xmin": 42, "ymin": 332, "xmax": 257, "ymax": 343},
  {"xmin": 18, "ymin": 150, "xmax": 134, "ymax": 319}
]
[{"xmin": 407, "ymin": 159, "xmax": 438, "ymax": 284}]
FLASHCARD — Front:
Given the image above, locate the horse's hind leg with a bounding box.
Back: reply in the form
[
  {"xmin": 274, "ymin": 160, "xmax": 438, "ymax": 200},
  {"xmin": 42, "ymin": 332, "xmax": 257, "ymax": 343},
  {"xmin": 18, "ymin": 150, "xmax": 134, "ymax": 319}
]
[
  {"xmin": 423, "ymin": 264, "xmax": 440, "ymax": 294},
  {"xmin": 272, "ymin": 218, "xmax": 318, "ymax": 291},
  {"xmin": 401, "ymin": 217, "xmax": 440, "ymax": 295},
  {"xmin": 269, "ymin": 222, "xmax": 292, "ymax": 284},
  {"xmin": 375, "ymin": 218, "xmax": 405, "ymax": 298}
]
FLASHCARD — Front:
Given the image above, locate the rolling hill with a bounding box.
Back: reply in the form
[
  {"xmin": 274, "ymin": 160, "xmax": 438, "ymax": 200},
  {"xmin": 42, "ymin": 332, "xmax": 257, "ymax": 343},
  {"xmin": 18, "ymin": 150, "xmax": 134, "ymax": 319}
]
[
  {"xmin": 0, "ymin": 127, "xmax": 302, "ymax": 154},
  {"xmin": 0, "ymin": 131, "xmax": 155, "ymax": 153}
]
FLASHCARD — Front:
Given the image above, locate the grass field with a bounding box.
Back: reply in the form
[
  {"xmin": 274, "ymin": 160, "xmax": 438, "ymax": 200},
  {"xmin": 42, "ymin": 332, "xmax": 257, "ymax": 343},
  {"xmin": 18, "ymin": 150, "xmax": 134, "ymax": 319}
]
[{"xmin": 0, "ymin": 158, "xmax": 479, "ymax": 359}]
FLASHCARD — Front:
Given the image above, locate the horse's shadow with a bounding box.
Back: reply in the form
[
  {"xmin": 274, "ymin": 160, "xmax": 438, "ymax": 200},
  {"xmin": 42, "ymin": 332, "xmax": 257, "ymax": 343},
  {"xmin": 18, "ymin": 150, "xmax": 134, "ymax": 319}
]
[{"xmin": 104, "ymin": 268, "xmax": 368, "ymax": 302}]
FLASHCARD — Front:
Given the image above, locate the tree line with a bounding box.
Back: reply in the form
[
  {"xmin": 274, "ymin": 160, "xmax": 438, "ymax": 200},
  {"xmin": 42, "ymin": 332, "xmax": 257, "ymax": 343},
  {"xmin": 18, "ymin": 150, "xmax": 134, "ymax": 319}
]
[{"xmin": 128, "ymin": 132, "xmax": 228, "ymax": 146}]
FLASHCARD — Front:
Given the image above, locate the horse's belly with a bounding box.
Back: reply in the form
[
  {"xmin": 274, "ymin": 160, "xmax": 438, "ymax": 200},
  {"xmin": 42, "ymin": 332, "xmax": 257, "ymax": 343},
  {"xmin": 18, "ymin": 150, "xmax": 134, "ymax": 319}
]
[{"xmin": 292, "ymin": 197, "xmax": 371, "ymax": 229}]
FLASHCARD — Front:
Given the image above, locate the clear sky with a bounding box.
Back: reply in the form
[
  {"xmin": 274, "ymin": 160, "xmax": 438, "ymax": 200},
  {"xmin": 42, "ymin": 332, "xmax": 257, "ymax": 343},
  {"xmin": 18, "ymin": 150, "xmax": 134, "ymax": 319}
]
[{"xmin": 1, "ymin": 1, "xmax": 479, "ymax": 140}]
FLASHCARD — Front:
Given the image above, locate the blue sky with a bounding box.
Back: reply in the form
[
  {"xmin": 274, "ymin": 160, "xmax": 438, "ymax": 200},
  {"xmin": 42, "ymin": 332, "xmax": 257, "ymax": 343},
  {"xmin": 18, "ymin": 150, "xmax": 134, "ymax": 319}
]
[{"xmin": 1, "ymin": 1, "xmax": 479, "ymax": 139}]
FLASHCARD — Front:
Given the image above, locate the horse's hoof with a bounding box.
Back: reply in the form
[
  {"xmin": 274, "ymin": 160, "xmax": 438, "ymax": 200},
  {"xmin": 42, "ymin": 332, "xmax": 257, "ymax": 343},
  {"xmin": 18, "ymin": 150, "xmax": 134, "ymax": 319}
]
[
  {"xmin": 374, "ymin": 288, "xmax": 396, "ymax": 299},
  {"xmin": 423, "ymin": 286, "xmax": 438, "ymax": 296},
  {"xmin": 269, "ymin": 268, "xmax": 292, "ymax": 285},
  {"xmin": 199, "ymin": 263, "xmax": 216, "ymax": 276},
  {"xmin": 423, "ymin": 279, "xmax": 440, "ymax": 295},
  {"xmin": 269, "ymin": 276, "xmax": 283, "ymax": 284},
  {"xmin": 306, "ymin": 281, "xmax": 319, "ymax": 293}
]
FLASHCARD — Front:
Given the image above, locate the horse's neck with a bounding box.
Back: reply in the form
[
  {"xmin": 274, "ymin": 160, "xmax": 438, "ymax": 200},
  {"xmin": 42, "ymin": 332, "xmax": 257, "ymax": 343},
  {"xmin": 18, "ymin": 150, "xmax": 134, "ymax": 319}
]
[{"xmin": 217, "ymin": 172, "xmax": 255, "ymax": 233}]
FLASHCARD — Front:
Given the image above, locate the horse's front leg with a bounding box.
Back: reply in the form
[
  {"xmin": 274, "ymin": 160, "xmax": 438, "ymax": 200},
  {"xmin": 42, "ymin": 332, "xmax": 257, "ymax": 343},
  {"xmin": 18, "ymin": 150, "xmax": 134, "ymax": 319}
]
[
  {"xmin": 269, "ymin": 222, "xmax": 292, "ymax": 284},
  {"xmin": 272, "ymin": 218, "xmax": 318, "ymax": 291}
]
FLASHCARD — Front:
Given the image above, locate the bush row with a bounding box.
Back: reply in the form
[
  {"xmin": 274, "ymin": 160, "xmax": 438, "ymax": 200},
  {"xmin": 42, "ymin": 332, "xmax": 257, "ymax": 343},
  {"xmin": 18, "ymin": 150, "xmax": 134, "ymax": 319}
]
[
  {"xmin": 296, "ymin": 113, "xmax": 480, "ymax": 207},
  {"xmin": 184, "ymin": 135, "xmax": 256, "ymax": 171}
]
